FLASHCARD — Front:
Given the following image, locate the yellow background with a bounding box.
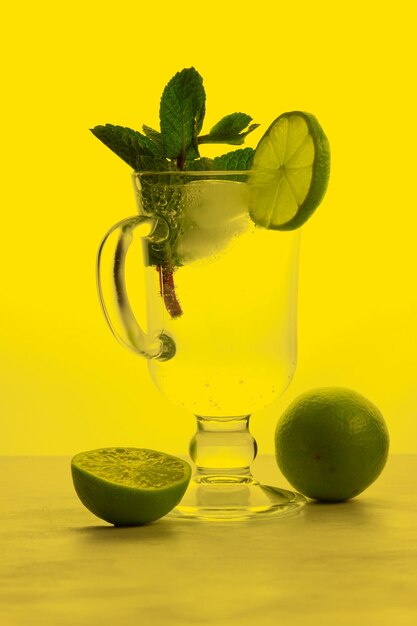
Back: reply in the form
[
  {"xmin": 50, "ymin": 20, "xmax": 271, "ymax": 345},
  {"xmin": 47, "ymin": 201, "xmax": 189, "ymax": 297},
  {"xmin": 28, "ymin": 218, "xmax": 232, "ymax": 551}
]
[{"xmin": 1, "ymin": 0, "xmax": 416, "ymax": 455}]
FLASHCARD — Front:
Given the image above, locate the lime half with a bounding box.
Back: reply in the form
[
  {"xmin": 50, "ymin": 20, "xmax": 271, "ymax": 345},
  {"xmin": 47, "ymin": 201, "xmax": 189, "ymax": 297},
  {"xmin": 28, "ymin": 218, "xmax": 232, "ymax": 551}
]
[
  {"xmin": 249, "ymin": 111, "xmax": 330, "ymax": 230},
  {"xmin": 71, "ymin": 447, "xmax": 191, "ymax": 526}
]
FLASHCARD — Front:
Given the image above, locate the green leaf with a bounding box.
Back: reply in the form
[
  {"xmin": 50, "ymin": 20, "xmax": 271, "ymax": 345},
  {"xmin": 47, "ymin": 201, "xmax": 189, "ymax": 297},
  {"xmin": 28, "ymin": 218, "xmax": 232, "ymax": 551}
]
[
  {"xmin": 183, "ymin": 157, "xmax": 214, "ymax": 171},
  {"xmin": 135, "ymin": 155, "xmax": 178, "ymax": 171},
  {"xmin": 211, "ymin": 112, "xmax": 252, "ymax": 134},
  {"xmin": 199, "ymin": 113, "xmax": 259, "ymax": 145},
  {"xmin": 90, "ymin": 124, "xmax": 163, "ymax": 170},
  {"xmin": 212, "ymin": 147, "xmax": 255, "ymax": 170},
  {"xmin": 159, "ymin": 67, "xmax": 206, "ymax": 163},
  {"xmin": 142, "ymin": 125, "xmax": 164, "ymax": 152}
]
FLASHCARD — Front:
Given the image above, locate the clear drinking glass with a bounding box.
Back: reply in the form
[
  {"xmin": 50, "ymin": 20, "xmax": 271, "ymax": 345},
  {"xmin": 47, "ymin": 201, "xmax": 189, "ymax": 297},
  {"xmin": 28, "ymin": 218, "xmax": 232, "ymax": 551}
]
[{"xmin": 97, "ymin": 170, "xmax": 306, "ymax": 520}]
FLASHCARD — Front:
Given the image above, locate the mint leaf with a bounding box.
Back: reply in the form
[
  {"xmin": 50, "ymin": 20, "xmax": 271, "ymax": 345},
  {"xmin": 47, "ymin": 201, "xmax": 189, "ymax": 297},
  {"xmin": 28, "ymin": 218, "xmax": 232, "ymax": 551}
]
[
  {"xmin": 90, "ymin": 124, "xmax": 165, "ymax": 170},
  {"xmin": 136, "ymin": 156, "xmax": 178, "ymax": 171},
  {"xmin": 159, "ymin": 67, "xmax": 206, "ymax": 166},
  {"xmin": 199, "ymin": 113, "xmax": 259, "ymax": 145},
  {"xmin": 211, "ymin": 113, "xmax": 252, "ymax": 135},
  {"xmin": 184, "ymin": 157, "xmax": 214, "ymax": 171},
  {"xmin": 212, "ymin": 147, "xmax": 254, "ymax": 170},
  {"xmin": 142, "ymin": 125, "xmax": 164, "ymax": 151}
]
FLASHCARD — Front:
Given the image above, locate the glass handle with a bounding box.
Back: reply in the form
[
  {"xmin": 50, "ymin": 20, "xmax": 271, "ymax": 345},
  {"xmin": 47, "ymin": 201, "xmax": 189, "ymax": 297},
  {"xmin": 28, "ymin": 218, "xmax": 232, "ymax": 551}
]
[{"xmin": 97, "ymin": 215, "xmax": 176, "ymax": 361}]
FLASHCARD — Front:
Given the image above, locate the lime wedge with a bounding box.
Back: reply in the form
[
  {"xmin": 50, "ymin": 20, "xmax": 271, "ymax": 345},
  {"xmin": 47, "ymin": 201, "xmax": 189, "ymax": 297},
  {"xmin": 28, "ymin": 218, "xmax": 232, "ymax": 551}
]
[
  {"xmin": 71, "ymin": 447, "xmax": 191, "ymax": 526},
  {"xmin": 249, "ymin": 111, "xmax": 330, "ymax": 230}
]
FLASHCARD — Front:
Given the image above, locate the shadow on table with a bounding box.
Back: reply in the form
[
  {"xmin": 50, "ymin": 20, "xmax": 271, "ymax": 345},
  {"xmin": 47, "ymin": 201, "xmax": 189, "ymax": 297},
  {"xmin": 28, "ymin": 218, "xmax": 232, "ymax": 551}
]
[
  {"xmin": 301, "ymin": 495, "xmax": 388, "ymax": 527},
  {"xmin": 71, "ymin": 495, "xmax": 386, "ymax": 546},
  {"xmin": 73, "ymin": 517, "xmax": 179, "ymax": 544}
]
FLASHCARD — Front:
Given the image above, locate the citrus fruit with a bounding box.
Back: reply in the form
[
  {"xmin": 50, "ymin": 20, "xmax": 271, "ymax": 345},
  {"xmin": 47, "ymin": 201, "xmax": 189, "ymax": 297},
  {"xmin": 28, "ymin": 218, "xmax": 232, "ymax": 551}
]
[
  {"xmin": 275, "ymin": 388, "xmax": 389, "ymax": 502},
  {"xmin": 71, "ymin": 447, "xmax": 191, "ymax": 526},
  {"xmin": 249, "ymin": 111, "xmax": 330, "ymax": 230}
]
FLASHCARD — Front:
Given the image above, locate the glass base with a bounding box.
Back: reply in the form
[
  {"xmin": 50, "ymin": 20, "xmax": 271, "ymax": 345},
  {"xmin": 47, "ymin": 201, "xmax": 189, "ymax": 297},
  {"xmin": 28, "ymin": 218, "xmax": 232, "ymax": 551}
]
[{"xmin": 169, "ymin": 474, "xmax": 306, "ymax": 522}]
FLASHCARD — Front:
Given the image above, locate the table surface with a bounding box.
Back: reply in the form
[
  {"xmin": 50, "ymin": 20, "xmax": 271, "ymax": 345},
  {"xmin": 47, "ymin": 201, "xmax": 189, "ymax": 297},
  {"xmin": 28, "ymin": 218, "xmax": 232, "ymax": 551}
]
[{"xmin": 1, "ymin": 455, "xmax": 416, "ymax": 626}]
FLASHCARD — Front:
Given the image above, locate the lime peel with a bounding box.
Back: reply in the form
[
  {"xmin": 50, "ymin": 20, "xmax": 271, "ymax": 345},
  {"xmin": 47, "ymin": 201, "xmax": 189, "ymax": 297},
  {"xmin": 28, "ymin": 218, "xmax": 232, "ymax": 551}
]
[
  {"xmin": 274, "ymin": 388, "xmax": 390, "ymax": 502},
  {"xmin": 249, "ymin": 111, "xmax": 330, "ymax": 230},
  {"xmin": 71, "ymin": 447, "xmax": 192, "ymax": 526}
]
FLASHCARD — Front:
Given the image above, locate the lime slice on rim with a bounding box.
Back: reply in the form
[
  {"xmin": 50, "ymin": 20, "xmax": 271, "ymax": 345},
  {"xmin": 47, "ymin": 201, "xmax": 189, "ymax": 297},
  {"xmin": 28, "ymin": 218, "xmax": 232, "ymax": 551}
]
[
  {"xmin": 249, "ymin": 111, "xmax": 330, "ymax": 230},
  {"xmin": 71, "ymin": 447, "xmax": 191, "ymax": 526}
]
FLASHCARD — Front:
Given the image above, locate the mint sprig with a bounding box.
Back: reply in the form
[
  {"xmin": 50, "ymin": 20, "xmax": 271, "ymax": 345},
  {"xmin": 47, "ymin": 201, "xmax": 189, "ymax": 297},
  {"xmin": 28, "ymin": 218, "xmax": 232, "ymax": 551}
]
[
  {"xmin": 91, "ymin": 67, "xmax": 260, "ymax": 319},
  {"xmin": 91, "ymin": 67, "xmax": 258, "ymax": 172}
]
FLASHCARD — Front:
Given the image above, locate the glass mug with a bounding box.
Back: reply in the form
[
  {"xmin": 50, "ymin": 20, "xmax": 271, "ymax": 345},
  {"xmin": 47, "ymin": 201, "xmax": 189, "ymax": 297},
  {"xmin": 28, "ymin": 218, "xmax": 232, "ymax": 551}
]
[{"xmin": 97, "ymin": 170, "xmax": 305, "ymax": 520}]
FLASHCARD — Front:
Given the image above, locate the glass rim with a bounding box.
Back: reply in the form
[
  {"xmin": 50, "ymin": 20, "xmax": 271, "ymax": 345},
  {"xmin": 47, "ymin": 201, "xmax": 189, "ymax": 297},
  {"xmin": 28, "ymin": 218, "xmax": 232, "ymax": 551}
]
[{"xmin": 132, "ymin": 169, "xmax": 277, "ymax": 177}]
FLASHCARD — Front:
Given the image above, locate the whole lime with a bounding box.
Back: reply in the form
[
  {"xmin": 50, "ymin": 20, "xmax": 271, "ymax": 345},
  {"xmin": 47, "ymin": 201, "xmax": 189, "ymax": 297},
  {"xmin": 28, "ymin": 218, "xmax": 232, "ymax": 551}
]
[{"xmin": 275, "ymin": 388, "xmax": 389, "ymax": 502}]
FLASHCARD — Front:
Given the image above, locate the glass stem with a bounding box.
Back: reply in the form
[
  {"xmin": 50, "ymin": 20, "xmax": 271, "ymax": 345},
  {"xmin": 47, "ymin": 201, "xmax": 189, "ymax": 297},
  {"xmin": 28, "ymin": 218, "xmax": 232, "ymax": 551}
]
[{"xmin": 189, "ymin": 415, "xmax": 257, "ymax": 481}]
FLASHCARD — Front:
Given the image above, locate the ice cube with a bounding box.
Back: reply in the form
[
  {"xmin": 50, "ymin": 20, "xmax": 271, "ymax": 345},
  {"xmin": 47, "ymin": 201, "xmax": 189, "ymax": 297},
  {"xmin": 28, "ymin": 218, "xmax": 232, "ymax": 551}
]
[{"xmin": 176, "ymin": 180, "xmax": 250, "ymax": 263}]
